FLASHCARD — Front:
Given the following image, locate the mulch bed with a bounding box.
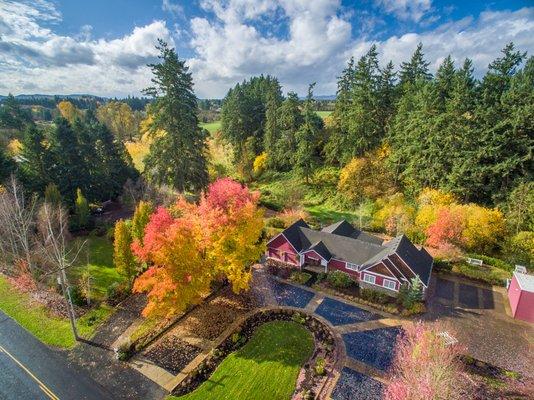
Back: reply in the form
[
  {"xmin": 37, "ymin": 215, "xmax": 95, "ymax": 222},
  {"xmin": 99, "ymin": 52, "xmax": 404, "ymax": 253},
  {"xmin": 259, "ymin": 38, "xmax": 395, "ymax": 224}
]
[
  {"xmin": 170, "ymin": 287, "xmax": 259, "ymax": 341},
  {"xmin": 331, "ymin": 367, "xmax": 384, "ymax": 400},
  {"xmin": 143, "ymin": 336, "xmax": 202, "ymax": 375}
]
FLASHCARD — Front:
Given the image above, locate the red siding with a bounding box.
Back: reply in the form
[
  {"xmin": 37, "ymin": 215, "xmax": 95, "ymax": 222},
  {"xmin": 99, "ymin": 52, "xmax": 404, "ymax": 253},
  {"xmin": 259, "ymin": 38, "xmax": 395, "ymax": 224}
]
[
  {"xmin": 508, "ymin": 275, "xmax": 534, "ymax": 323},
  {"xmin": 327, "ymin": 259, "xmax": 359, "ymax": 279},
  {"xmin": 267, "ymin": 234, "xmax": 299, "ymax": 265},
  {"xmin": 303, "ymin": 250, "xmax": 324, "ymax": 263},
  {"xmin": 362, "ymin": 271, "xmax": 399, "ymax": 291}
]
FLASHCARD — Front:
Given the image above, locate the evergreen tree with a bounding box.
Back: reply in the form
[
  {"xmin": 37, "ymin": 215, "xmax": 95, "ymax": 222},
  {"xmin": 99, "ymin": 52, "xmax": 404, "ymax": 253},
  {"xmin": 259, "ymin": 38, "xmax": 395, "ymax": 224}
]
[
  {"xmin": 398, "ymin": 43, "xmax": 432, "ymax": 87},
  {"xmin": 295, "ymin": 84, "xmax": 322, "ymax": 183},
  {"xmin": 0, "ymin": 144, "xmax": 15, "ymax": 183},
  {"xmin": 114, "ymin": 219, "xmax": 137, "ymax": 283},
  {"xmin": 131, "ymin": 200, "xmax": 154, "ymax": 245},
  {"xmin": 143, "ymin": 40, "xmax": 208, "ymax": 192},
  {"xmin": 435, "ymin": 55, "xmax": 456, "ymax": 108},
  {"xmin": 275, "ymin": 91, "xmax": 304, "ymax": 170},
  {"xmin": 44, "ymin": 183, "xmax": 62, "ymax": 206},
  {"xmin": 0, "ymin": 94, "xmax": 30, "ymax": 130},
  {"xmin": 74, "ymin": 188, "xmax": 90, "ymax": 229},
  {"xmin": 263, "ymin": 86, "xmax": 282, "ymax": 168}
]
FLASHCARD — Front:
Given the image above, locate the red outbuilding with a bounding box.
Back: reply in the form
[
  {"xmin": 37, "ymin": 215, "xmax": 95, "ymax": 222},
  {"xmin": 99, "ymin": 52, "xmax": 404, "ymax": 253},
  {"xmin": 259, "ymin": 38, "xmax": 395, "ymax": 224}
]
[{"xmin": 508, "ymin": 271, "xmax": 534, "ymax": 323}]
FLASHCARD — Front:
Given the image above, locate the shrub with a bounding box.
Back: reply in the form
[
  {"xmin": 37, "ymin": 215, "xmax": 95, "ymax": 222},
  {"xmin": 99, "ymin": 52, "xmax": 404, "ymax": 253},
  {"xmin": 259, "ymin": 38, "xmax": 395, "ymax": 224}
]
[
  {"xmin": 360, "ymin": 288, "xmax": 390, "ymax": 304},
  {"xmin": 468, "ymin": 253, "xmax": 514, "ymax": 272},
  {"xmin": 106, "ymin": 282, "xmax": 129, "ymax": 304},
  {"xmin": 266, "ymin": 217, "xmax": 285, "ymax": 229},
  {"xmin": 452, "ymin": 263, "xmax": 510, "ymax": 286},
  {"xmin": 314, "ymin": 357, "xmax": 326, "ymax": 376},
  {"xmin": 504, "ymin": 231, "xmax": 534, "ymax": 268},
  {"xmin": 400, "ymin": 302, "xmax": 426, "ymax": 317},
  {"xmin": 397, "ymin": 277, "xmax": 424, "ymax": 309},
  {"xmin": 327, "ymin": 271, "xmax": 353, "ymax": 289},
  {"xmin": 316, "ymin": 272, "xmax": 327, "ymax": 284},
  {"xmin": 279, "ymin": 208, "xmax": 309, "ymax": 227},
  {"xmin": 433, "ymin": 258, "xmax": 452, "ymax": 272},
  {"xmin": 290, "ymin": 271, "xmax": 312, "ymax": 285},
  {"xmin": 68, "ymin": 285, "xmax": 85, "ymax": 306},
  {"xmin": 291, "ymin": 312, "xmax": 306, "ymax": 324}
]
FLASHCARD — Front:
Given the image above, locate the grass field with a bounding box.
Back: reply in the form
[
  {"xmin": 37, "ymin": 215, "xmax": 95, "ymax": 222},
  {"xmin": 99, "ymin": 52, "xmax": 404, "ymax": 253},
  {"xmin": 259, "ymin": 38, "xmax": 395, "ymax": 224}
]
[
  {"xmin": 316, "ymin": 110, "xmax": 332, "ymax": 119},
  {"xmin": 172, "ymin": 321, "xmax": 314, "ymax": 400},
  {"xmin": 200, "ymin": 121, "xmax": 222, "ymax": 134},
  {"xmin": 70, "ymin": 235, "xmax": 126, "ymax": 302},
  {"xmin": 0, "ymin": 275, "xmax": 113, "ymax": 348}
]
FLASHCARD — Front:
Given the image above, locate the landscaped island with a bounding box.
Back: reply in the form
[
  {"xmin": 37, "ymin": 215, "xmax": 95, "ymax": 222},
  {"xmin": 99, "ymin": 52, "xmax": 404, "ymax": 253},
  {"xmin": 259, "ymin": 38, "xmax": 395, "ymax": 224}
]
[{"xmin": 172, "ymin": 321, "xmax": 314, "ymax": 400}]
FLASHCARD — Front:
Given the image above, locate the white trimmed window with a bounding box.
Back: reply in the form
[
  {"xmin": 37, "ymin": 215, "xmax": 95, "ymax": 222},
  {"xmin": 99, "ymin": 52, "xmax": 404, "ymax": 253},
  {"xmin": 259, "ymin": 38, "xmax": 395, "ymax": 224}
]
[
  {"xmin": 383, "ymin": 279, "xmax": 396, "ymax": 290},
  {"xmin": 363, "ymin": 274, "xmax": 376, "ymax": 284},
  {"xmin": 346, "ymin": 263, "xmax": 359, "ymax": 271}
]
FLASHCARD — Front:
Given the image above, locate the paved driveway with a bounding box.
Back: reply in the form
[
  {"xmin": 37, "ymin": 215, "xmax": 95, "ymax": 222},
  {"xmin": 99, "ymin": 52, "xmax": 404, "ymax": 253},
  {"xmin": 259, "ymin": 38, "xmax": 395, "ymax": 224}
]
[{"xmin": 427, "ymin": 275, "xmax": 534, "ymax": 378}]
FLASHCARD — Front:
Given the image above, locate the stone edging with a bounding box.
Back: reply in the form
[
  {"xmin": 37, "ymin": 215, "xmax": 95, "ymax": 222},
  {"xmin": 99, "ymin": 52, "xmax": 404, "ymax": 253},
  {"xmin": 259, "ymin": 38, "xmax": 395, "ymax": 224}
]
[{"xmin": 169, "ymin": 307, "xmax": 346, "ymax": 400}]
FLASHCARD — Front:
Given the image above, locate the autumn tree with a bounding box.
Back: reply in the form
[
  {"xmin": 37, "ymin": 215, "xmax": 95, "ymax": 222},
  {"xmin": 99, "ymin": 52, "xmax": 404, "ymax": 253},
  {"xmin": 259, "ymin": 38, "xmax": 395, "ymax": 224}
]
[
  {"xmin": 96, "ymin": 101, "xmax": 139, "ymax": 142},
  {"xmin": 133, "ymin": 178, "xmax": 264, "ymax": 317},
  {"xmin": 425, "ymin": 207, "xmax": 465, "ymax": 250},
  {"xmin": 57, "ymin": 101, "xmax": 79, "ymax": 123},
  {"xmin": 385, "ymin": 322, "xmax": 466, "ymax": 400},
  {"xmin": 113, "ymin": 219, "xmax": 137, "ymax": 283}
]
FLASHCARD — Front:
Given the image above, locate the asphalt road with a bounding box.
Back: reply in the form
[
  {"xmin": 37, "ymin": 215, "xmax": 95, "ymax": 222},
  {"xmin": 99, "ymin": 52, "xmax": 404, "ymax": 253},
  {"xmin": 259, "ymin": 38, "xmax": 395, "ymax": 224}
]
[{"xmin": 0, "ymin": 311, "xmax": 113, "ymax": 400}]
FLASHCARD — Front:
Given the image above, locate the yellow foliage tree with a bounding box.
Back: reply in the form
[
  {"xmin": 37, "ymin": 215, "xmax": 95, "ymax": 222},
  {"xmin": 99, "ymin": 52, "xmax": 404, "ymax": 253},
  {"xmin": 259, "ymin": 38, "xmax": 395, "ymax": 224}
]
[
  {"xmin": 57, "ymin": 101, "xmax": 79, "ymax": 123},
  {"xmin": 253, "ymin": 152, "xmax": 268, "ymax": 176},
  {"xmin": 372, "ymin": 193, "xmax": 416, "ymax": 236},
  {"xmin": 96, "ymin": 101, "xmax": 138, "ymax": 141},
  {"xmin": 113, "ymin": 219, "xmax": 137, "ymax": 283},
  {"xmin": 461, "ymin": 204, "xmax": 506, "ymax": 253},
  {"xmin": 338, "ymin": 145, "xmax": 395, "ymax": 203}
]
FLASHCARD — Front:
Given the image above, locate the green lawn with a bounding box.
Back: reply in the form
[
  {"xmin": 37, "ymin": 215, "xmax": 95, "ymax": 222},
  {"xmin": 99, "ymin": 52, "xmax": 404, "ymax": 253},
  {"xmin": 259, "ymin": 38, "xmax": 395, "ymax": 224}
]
[
  {"xmin": 200, "ymin": 121, "xmax": 222, "ymax": 134},
  {"xmin": 316, "ymin": 110, "xmax": 332, "ymax": 119},
  {"xmin": 70, "ymin": 235, "xmax": 126, "ymax": 302},
  {"xmin": 0, "ymin": 275, "xmax": 113, "ymax": 348},
  {"xmin": 172, "ymin": 321, "xmax": 314, "ymax": 400}
]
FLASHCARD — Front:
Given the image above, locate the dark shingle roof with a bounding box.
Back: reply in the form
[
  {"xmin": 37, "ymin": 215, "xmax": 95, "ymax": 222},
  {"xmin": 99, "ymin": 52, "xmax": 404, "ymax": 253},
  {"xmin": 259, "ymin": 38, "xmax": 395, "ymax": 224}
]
[
  {"xmin": 307, "ymin": 241, "xmax": 332, "ymax": 261},
  {"xmin": 280, "ymin": 219, "xmax": 310, "ymax": 252},
  {"xmin": 322, "ymin": 220, "xmax": 384, "ymax": 246},
  {"xmin": 274, "ymin": 220, "xmax": 433, "ymax": 285}
]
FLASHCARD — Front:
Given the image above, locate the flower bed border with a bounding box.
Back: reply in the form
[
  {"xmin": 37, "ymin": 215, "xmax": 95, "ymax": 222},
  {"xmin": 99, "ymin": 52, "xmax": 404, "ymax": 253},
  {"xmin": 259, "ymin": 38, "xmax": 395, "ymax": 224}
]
[{"xmin": 171, "ymin": 308, "xmax": 343, "ymax": 400}]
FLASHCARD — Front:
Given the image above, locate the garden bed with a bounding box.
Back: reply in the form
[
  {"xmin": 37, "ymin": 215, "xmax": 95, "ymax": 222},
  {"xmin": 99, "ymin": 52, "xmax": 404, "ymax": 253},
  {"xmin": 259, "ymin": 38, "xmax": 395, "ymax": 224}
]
[
  {"xmin": 172, "ymin": 309, "xmax": 339, "ymax": 400},
  {"xmin": 144, "ymin": 336, "xmax": 202, "ymax": 374}
]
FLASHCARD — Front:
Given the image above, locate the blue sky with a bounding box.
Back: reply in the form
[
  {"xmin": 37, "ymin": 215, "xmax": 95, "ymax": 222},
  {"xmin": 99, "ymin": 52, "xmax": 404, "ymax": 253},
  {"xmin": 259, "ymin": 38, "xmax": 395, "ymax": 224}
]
[{"xmin": 1, "ymin": 0, "xmax": 533, "ymax": 98}]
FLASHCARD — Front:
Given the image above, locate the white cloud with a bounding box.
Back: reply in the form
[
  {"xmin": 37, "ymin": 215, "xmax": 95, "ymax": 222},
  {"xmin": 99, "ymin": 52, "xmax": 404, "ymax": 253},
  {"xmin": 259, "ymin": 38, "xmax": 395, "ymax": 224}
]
[
  {"xmin": 0, "ymin": 0, "xmax": 533, "ymax": 98},
  {"xmin": 162, "ymin": 0, "xmax": 184, "ymax": 18},
  {"xmin": 375, "ymin": 0, "xmax": 433, "ymax": 22}
]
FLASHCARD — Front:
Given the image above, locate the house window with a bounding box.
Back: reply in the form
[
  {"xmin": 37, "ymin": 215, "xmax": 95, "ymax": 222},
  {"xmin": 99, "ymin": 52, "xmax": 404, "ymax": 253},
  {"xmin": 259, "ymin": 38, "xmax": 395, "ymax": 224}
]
[
  {"xmin": 363, "ymin": 274, "xmax": 376, "ymax": 284},
  {"xmin": 346, "ymin": 263, "xmax": 359, "ymax": 271},
  {"xmin": 383, "ymin": 279, "xmax": 396, "ymax": 290}
]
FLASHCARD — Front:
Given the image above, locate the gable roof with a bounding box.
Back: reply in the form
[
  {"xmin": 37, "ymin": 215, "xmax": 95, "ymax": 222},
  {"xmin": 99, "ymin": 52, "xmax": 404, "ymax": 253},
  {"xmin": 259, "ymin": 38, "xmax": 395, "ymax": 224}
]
[
  {"xmin": 385, "ymin": 235, "xmax": 433, "ymax": 286},
  {"xmin": 270, "ymin": 219, "xmax": 433, "ymax": 286},
  {"xmin": 305, "ymin": 241, "xmax": 332, "ymax": 261},
  {"xmin": 322, "ymin": 220, "xmax": 384, "ymax": 246}
]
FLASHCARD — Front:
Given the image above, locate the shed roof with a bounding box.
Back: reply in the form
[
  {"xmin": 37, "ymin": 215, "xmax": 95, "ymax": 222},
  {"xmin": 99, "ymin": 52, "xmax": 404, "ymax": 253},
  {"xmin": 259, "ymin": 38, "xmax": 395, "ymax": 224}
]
[{"xmin": 514, "ymin": 272, "xmax": 534, "ymax": 292}]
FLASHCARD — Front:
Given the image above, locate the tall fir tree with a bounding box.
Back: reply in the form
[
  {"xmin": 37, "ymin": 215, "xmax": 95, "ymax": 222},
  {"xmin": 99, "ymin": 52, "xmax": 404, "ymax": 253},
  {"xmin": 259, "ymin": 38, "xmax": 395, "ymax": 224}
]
[
  {"xmin": 295, "ymin": 84, "xmax": 322, "ymax": 183},
  {"xmin": 275, "ymin": 91, "xmax": 304, "ymax": 170},
  {"xmin": 143, "ymin": 40, "xmax": 208, "ymax": 192},
  {"xmin": 398, "ymin": 43, "xmax": 432, "ymax": 88},
  {"xmin": 263, "ymin": 86, "xmax": 282, "ymax": 168}
]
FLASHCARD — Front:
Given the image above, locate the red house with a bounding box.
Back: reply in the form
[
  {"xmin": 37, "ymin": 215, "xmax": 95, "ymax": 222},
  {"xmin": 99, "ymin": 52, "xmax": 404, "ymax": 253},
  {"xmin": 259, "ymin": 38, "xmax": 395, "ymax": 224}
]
[
  {"xmin": 508, "ymin": 272, "xmax": 534, "ymax": 323},
  {"xmin": 266, "ymin": 219, "xmax": 433, "ymax": 296}
]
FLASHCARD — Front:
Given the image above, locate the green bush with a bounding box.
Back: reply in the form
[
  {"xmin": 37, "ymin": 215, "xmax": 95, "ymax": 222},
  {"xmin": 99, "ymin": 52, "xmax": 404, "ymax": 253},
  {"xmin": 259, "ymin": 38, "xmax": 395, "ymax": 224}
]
[
  {"xmin": 266, "ymin": 217, "xmax": 285, "ymax": 229},
  {"xmin": 289, "ymin": 271, "xmax": 312, "ymax": 285},
  {"xmin": 314, "ymin": 357, "xmax": 326, "ymax": 376},
  {"xmin": 400, "ymin": 301, "xmax": 426, "ymax": 317},
  {"xmin": 452, "ymin": 263, "xmax": 510, "ymax": 286},
  {"xmin": 469, "ymin": 254, "xmax": 513, "ymax": 272},
  {"xmin": 360, "ymin": 288, "xmax": 390, "ymax": 305},
  {"xmin": 327, "ymin": 271, "xmax": 354, "ymax": 289},
  {"xmin": 291, "ymin": 312, "xmax": 306, "ymax": 324},
  {"xmin": 316, "ymin": 272, "xmax": 327, "ymax": 284},
  {"xmin": 433, "ymin": 258, "xmax": 452, "ymax": 272},
  {"xmin": 68, "ymin": 285, "xmax": 85, "ymax": 306},
  {"xmin": 106, "ymin": 282, "xmax": 129, "ymax": 304}
]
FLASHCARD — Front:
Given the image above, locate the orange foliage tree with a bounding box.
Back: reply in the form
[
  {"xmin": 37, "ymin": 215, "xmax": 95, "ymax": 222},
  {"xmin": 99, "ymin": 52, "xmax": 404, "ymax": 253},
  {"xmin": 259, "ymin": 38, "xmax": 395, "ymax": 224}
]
[{"xmin": 132, "ymin": 178, "xmax": 264, "ymax": 317}]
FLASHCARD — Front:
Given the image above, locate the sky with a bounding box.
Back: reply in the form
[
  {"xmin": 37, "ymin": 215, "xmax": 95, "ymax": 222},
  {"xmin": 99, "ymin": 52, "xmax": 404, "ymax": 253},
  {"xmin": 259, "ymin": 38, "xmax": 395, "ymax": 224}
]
[{"xmin": 1, "ymin": 0, "xmax": 533, "ymax": 98}]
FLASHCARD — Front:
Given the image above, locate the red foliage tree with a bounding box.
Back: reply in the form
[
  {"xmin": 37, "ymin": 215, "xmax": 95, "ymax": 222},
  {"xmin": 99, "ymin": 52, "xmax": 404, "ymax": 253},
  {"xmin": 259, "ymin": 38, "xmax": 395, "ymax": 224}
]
[{"xmin": 425, "ymin": 207, "xmax": 464, "ymax": 249}]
